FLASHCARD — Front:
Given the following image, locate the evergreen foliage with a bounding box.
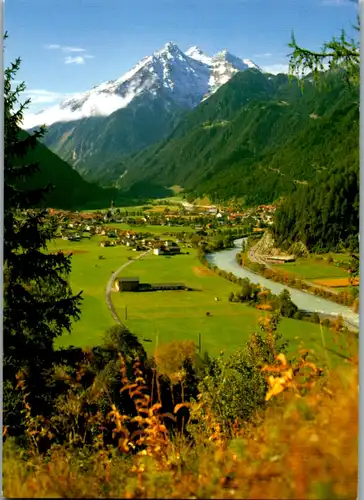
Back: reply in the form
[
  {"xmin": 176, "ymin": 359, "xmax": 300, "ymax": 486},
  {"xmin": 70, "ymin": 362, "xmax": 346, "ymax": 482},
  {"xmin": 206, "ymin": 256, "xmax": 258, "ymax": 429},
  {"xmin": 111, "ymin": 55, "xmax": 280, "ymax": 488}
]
[
  {"xmin": 272, "ymin": 25, "xmax": 359, "ymax": 252},
  {"xmin": 117, "ymin": 69, "xmax": 358, "ymax": 208},
  {"xmin": 272, "ymin": 163, "xmax": 359, "ymax": 252},
  {"xmin": 3, "ymin": 55, "xmax": 83, "ymax": 432}
]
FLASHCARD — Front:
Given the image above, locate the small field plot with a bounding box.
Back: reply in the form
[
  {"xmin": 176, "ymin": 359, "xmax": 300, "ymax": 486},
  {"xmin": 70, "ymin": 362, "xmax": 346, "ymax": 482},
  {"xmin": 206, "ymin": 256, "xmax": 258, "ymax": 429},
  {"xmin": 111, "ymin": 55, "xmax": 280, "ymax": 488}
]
[
  {"xmin": 314, "ymin": 278, "xmax": 359, "ymax": 288},
  {"xmin": 112, "ymin": 249, "xmax": 345, "ymax": 364},
  {"xmin": 48, "ymin": 236, "xmax": 140, "ymax": 348},
  {"xmin": 272, "ymin": 257, "xmax": 349, "ymax": 281}
]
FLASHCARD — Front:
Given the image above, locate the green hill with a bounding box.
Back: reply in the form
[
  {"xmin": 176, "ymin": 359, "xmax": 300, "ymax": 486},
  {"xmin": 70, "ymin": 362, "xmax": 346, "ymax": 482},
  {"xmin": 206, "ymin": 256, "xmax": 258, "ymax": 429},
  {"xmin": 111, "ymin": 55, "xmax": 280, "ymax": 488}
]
[
  {"xmin": 272, "ymin": 160, "xmax": 359, "ymax": 253},
  {"xmin": 15, "ymin": 131, "xmax": 122, "ymax": 210},
  {"xmin": 115, "ymin": 69, "xmax": 358, "ymax": 206},
  {"xmin": 40, "ymin": 94, "xmax": 185, "ymax": 184}
]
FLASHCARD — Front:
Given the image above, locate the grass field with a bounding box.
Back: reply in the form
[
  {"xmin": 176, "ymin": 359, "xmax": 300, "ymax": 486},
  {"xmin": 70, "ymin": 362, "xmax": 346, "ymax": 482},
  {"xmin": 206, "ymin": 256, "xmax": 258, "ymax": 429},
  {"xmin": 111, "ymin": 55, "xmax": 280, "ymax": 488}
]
[
  {"xmin": 80, "ymin": 196, "xmax": 184, "ymax": 214},
  {"xmin": 48, "ymin": 236, "xmax": 353, "ymax": 367},
  {"xmin": 112, "ymin": 249, "xmax": 348, "ymax": 364},
  {"xmin": 48, "ymin": 236, "xmax": 144, "ymax": 348},
  {"xmin": 272, "ymin": 257, "xmax": 349, "ymax": 281}
]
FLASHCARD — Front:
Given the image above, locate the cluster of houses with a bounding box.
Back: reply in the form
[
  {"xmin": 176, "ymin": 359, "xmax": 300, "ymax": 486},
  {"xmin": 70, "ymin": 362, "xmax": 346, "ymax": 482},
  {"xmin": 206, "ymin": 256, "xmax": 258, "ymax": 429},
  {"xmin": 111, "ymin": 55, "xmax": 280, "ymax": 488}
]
[
  {"xmin": 184, "ymin": 204, "xmax": 277, "ymax": 228},
  {"xmin": 99, "ymin": 230, "xmax": 183, "ymax": 256},
  {"xmin": 46, "ymin": 201, "xmax": 277, "ymax": 245},
  {"xmin": 152, "ymin": 240, "xmax": 181, "ymax": 255}
]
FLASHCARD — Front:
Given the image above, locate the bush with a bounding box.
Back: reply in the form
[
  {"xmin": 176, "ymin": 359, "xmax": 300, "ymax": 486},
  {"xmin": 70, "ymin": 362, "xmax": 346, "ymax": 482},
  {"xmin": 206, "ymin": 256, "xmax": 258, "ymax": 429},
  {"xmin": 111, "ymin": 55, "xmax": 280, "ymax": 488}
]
[
  {"xmin": 310, "ymin": 313, "xmax": 320, "ymax": 324},
  {"xmin": 195, "ymin": 315, "xmax": 289, "ymax": 433},
  {"xmin": 278, "ymin": 289, "xmax": 298, "ymax": 318},
  {"xmin": 293, "ymin": 310, "xmax": 303, "ymax": 321}
]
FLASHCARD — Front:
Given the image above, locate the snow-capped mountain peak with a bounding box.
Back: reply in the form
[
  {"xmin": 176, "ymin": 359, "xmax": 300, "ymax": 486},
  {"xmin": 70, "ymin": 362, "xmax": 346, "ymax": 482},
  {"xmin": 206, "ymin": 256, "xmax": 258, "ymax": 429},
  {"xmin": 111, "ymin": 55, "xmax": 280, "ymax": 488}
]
[
  {"xmin": 23, "ymin": 42, "xmax": 260, "ymax": 129},
  {"xmin": 185, "ymin": 46, "xmax": 213, "ymax": 65},
  {"xmin": 212, "ymin": 49, "xmax": 260, "ymax": 71}
]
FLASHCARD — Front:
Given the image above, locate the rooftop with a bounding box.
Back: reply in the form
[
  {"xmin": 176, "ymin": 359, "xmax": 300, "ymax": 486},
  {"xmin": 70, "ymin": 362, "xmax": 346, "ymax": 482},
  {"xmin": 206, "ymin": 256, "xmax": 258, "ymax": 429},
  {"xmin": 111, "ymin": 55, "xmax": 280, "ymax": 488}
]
[{"xmin": 116, "ymin": 277, "xmax": 140, "ymax": 282}]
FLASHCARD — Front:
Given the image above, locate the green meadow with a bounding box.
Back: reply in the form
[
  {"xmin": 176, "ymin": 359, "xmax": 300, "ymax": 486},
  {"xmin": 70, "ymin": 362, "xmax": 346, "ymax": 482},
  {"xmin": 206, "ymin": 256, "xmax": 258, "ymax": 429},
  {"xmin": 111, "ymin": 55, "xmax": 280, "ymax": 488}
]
[
  {"xmin": 272, "ymin": 256, "xmax": 349, "ymax": 281},
  {"xmin": 49, "ymin": 233, "xmax": 352, "ymax": 367},
  {"xmin": 112, "ymin": 250, "xmax": 346, "ymax": 363},
  {"xmin": 48, "ymin": 236, "xmax": 143, "ymax": 347}
]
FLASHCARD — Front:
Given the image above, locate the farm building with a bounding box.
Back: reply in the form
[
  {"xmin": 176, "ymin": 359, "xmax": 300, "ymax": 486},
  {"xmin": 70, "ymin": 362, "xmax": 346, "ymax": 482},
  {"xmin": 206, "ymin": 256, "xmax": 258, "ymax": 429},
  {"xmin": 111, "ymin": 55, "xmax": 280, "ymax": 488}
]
[
  {"xmin": 101, "ymin": 240, "xmax": 116, "ymax": 247},
  {"xmin": 115, "ymin": 277, "xmax": 140, "ymax": 292},
  {"xmin": 265, "ymin": 255, "xmax": 295, "ymax": 264},
  {"xmin": 167, "ymin": 245, "xmax": 181, "ymax": 255},
  {"xmin": 150, "ymin": 283, "xmax": 187, "ymax": 291},
  {"xmin": 139, "ymin": 282, "xmax": 188, "ymax": 292},
  {"xmin": 153, "ymin": 242, "xmax": 181, "ymax": 255}
]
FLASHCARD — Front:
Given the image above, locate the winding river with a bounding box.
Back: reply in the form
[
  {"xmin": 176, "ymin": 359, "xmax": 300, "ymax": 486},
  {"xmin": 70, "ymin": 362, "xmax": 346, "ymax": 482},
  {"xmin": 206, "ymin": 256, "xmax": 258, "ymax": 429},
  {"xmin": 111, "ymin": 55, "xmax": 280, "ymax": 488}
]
[{"xmin": 207, "ymin": 238, "xmax": 359, "ymax": 329}]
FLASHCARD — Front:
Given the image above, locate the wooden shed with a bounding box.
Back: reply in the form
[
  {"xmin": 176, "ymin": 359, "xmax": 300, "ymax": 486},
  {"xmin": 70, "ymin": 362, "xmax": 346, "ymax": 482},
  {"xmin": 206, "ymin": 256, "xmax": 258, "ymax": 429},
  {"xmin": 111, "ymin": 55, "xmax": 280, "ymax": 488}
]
[{"xmin": 115, "ymin": 277, "xmax": 140, "ymax": 292}]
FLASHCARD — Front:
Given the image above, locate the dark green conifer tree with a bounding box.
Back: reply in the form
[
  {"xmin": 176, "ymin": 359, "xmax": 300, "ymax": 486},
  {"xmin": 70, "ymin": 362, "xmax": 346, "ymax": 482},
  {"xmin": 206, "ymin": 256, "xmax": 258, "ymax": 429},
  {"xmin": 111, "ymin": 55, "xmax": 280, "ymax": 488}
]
[{"xmin": 3, "ymin": 49, "xmax": 83, "ymax": 432}]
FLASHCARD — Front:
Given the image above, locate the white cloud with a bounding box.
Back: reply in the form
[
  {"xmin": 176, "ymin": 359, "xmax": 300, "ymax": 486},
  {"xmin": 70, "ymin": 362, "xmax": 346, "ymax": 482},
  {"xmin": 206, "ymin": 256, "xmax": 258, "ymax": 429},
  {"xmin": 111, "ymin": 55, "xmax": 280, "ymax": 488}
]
[
  {"xmin": 261, "ymin": 63, "xmax": 289, "ymax": 75},
  {"xmin": 46, "ymin": 44, "xmax": 86, "ymax": 53},
  {"xmin": 46, "ymin": 44, "xmax": 93, "ymax": 63},
  {"xmin": 64, "ymin": 56, "xmax": 86, "ymax": 65},
  {"xmin": 23, "ymin": 89, "xmax": 69, "ymax": 105},
  {"xmin": 62, "ymin": 46, "xmax": 86, "ymax": 53},
  {"xmin": 63, "ymin": 54, "xmax": 94, "ymax": 64},
  {"xmin": 22, "ymin": 92, "xmax": 135, "ymax": 130}
]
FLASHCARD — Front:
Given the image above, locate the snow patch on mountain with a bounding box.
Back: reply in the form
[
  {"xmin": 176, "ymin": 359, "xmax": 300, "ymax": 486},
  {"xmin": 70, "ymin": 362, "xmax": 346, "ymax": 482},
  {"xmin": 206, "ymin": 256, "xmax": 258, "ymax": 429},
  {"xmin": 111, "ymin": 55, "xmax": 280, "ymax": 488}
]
[
  {"xmin": 185, "ymin": 46, "xmax": 213, "ymax": 65},
  {"xmin": 23, "ymin": 42, "xmax": 260, "ymax": 129}
]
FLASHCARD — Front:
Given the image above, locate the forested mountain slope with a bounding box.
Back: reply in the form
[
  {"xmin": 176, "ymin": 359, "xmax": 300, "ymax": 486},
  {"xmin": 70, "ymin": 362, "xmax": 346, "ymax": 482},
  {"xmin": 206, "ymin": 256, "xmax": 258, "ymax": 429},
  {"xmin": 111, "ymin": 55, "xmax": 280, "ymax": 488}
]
[
  {"xmin": 272, "ymin": 160, "xmax": 359, "ymax": 253},
  {"xmin": 116, "ymin": 69, "xmax": 358, "ymax": 206},
  {"xmin": 16, "ymin": 132, "xmax": 121, "ymax": 210},
  {"xmin": 40, "ymin": 95, "xmax": 185, "ymax": 184}
]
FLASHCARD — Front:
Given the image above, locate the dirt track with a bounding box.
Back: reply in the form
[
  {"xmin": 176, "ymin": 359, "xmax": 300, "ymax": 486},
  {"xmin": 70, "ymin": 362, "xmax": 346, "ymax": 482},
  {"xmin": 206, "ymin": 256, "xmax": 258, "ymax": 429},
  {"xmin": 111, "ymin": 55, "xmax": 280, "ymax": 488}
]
[{"xmin": 105, "ymin": 249, "xmax": 151, "ymax": 324}]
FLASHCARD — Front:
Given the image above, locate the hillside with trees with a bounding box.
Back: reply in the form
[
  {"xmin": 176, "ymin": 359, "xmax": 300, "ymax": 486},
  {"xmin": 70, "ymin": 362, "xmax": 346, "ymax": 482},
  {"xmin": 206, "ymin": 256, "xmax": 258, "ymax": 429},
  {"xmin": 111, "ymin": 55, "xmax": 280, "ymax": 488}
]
[
  {"xmin": 271, "ymin": 22, "xmax": 359, "ymax": 253},
  {"xmin": 15, "ymin": 130, "xmax": 122, "ymax": 210},
  {"xmin": 113, "ymin": 68, "xmax": 358, "ymax": 207},
  {"xmin": 272, "ymin": 162, "xmax": 359, "ymax": 253}
]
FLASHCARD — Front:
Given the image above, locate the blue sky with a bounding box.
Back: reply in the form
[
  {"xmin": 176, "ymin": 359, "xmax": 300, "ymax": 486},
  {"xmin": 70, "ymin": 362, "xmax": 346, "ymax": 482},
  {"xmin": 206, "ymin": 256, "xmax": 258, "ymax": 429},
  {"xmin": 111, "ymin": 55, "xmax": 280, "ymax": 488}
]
[{"xmin": 5, "ymin": 0, "xmax": 358, "ymax": 113}]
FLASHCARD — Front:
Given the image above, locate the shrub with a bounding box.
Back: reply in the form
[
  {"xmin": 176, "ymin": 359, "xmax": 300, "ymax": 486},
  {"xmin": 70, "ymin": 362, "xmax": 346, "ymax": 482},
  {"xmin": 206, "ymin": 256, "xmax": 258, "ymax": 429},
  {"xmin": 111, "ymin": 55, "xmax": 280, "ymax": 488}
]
[
  {"xmin": 195, "ymin": 315, "xmax": 289, "ymax": 433},
  {"xmin": 310, "ymin": 313, "xmax": 320, "ymax": 324},
  {"xmin": 293, "ymin": 310, "xmax": 303, "ymax": 320}
]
